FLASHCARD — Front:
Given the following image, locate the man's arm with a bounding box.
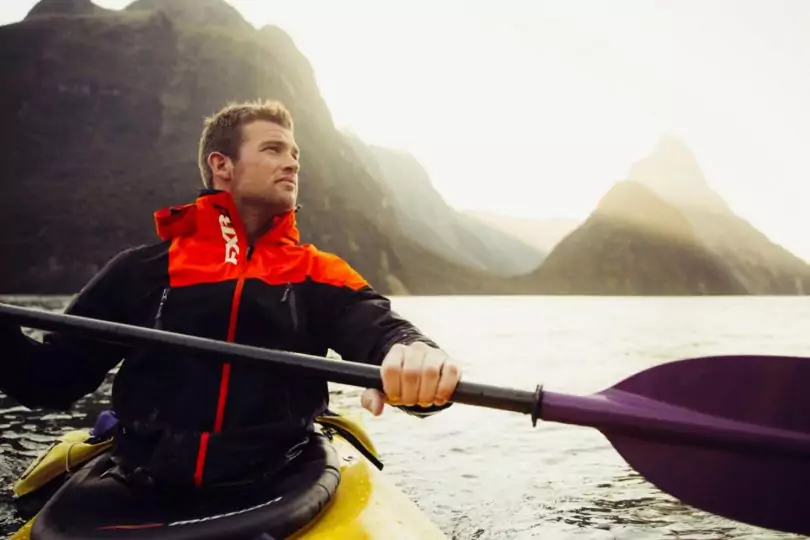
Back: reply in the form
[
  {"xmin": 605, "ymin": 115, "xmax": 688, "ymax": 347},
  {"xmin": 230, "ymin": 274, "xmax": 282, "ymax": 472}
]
[
  {"xmin": 311, "ymin": 253, "xmax": 461, "ymax": 417},
  {"xmin": 0, "ymin": 248, "xmax": 138, "ymax": 410}
]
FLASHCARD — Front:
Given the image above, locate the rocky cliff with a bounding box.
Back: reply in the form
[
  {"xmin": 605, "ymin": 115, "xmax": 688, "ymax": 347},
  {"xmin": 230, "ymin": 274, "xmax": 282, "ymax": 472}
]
[{"xmin": 0, "ymin": 0, "xmax": 516, "ymax": 295}]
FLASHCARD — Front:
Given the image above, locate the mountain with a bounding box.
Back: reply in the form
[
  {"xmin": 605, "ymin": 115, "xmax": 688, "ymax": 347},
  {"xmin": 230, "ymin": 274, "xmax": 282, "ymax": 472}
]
[
  {"xmin": 25, "ymin": 0, "xmax": 107, "ymax": 18},
  {"xmin": 344, "ymin": 135, "xmax": 545, "ymax": 277},
  {"xmin": 629, "ymin": 134, "xmax": 810, "ymax": 294},
  {"xmin": 524, "ymin": 181, "xmax": 747, "ymax": 295},
  {"xmin": 463, "ymin": 211, "xmax": 580, "ymax": 254},
  {"xmin": 0, "ymin": 0, "xmax": 518, "ymax": 296},
  {"xmin": 519, "ymin": 133, "xmax": 810, "ymax": 295},
  {"xmin": 127, "ymin": 0, "xmax": 253, "ymax": 32},
  {"xmin": 629, "ymin": 134, "xmax": 730, "ymax": 213}
]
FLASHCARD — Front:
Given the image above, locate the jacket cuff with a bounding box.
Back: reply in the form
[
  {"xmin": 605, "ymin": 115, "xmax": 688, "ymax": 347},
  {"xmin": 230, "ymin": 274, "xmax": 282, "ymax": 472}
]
[
  {"xmin": 396, "ymin": 402, "xmax": 453, "ymax": 418},
  {"xmin": 378, "ymin": 334, "xmax": 439, "ymax": 363}
]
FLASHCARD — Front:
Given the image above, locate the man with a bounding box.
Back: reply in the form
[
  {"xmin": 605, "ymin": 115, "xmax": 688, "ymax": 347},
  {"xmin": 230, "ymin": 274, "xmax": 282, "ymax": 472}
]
[{"xmin": 0, "ymin": 99, "xmax": 461, "ymax": 488}]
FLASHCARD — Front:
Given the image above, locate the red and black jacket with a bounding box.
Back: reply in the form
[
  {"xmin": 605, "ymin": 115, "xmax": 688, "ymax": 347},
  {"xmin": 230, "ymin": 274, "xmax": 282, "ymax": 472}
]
[{"xmin": 1, "ymin": 190, "xmax": 444, "ymax": 487}]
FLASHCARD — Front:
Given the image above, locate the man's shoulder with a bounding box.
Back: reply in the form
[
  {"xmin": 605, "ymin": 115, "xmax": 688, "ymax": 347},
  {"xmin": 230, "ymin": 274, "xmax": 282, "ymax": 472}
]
[
  {"xmin": 300, "ymin": 244, "xmax": 369, "ymax": 291},
  {"xmin": 71, "ymin": 240, "xmax": 171, "ymax": 309},
  {"xmin": 111, "ymin": 240, "xmax": 171, "ymax": 262},
  {"xmin": 102, "ymin": 240, "xmax": 172, "ymax": 271}
]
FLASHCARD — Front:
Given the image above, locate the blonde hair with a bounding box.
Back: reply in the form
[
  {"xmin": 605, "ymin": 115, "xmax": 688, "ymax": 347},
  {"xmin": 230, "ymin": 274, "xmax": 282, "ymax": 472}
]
[{"xmin": 198, "ymin": 99, "xmax": 294, "ymax": 188}]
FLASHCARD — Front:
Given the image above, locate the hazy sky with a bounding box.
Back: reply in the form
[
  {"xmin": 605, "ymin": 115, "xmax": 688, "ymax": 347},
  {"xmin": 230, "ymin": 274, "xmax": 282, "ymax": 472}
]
[{"xmin": 3, "ymin": 1, "xmax": 809, "ymax": 261}]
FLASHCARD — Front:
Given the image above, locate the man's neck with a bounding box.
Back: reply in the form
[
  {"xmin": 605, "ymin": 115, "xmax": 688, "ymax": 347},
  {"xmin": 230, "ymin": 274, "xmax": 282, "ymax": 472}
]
[
  {"xmin": 232, "ymin": 199, "xmax": 289, "ymax": 244},
  {"xmin": 235, "ymin": 203, "xmax": 272, "ymax": 244}
]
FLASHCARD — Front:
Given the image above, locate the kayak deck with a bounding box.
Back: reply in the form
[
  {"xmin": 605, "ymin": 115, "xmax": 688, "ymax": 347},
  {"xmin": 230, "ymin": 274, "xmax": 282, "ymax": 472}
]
[
  {"xmin": 10, "ymin": 414, "xmax": 447, "ymax": 539},
  {"xmin": 290, "ymin": 435, "xmax": 446, "ymax": 539}
]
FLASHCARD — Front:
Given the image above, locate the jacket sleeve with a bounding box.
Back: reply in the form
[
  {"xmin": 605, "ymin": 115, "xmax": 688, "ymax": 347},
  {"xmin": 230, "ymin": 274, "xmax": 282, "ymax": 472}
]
[
  {"xmin": 311, "ymin": 253, "xmax": 452, "ymax": 417},
  {"xmin": 0, "ymin": 248, "xmax": 137, "ymax": 410}
]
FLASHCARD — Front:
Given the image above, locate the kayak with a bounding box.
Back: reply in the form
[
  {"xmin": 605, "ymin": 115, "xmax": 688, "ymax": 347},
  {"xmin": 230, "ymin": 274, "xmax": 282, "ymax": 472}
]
[{"xmin": 9, "ymin": 411, "xmax": 447, "ymax": 540}]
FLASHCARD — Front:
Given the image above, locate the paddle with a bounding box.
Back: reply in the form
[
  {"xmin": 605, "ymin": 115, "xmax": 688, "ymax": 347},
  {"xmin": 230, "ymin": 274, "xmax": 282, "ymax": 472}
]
[{"xmin": 1, "ymin": 302, "xmax": 809, "ymax": 536}]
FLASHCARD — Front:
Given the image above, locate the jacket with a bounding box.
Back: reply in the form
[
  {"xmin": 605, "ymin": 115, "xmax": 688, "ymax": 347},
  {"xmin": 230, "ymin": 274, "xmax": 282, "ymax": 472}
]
[{"xmin": 0, "ymin": 190, "xmax": 444, "ymax": 488}]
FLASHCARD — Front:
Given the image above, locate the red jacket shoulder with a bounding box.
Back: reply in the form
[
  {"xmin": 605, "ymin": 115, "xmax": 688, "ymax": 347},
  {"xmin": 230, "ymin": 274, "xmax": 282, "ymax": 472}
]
[{"xmin": 305, "ymin": 246, "xmax": 369, "ymax": 291}]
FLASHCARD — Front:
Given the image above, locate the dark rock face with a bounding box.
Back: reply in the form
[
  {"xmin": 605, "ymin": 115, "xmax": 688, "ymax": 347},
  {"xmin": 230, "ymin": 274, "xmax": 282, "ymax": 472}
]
[{"xmin": 25, "ymin": 0, "xmax": 106, "ymax": 19}]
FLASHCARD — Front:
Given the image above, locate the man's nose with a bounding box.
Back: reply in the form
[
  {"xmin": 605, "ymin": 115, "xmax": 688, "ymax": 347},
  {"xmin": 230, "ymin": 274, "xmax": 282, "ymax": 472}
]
[{"xmin": 283, "ymin": 154, "xmax": 300, "ymax": 173}]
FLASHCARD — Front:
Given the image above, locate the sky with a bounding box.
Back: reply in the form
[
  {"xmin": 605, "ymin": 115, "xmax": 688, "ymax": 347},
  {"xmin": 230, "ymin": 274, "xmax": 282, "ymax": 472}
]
[{"xmin": 3, "ymin": 1, "xmax": 809, "ymax": 261}]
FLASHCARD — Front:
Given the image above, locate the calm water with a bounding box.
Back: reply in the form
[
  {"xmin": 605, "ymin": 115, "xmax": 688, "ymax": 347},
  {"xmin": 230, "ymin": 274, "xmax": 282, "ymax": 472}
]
[{"xmin": 1, "ymin": 295, "xmax": 809, "ymax": 539}]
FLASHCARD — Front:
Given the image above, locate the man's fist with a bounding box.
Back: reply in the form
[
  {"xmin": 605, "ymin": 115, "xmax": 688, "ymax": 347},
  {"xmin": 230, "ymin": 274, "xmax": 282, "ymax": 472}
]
[{"xmin": 361, "ymin": 342, "xmax": 461, "ymax": 416}]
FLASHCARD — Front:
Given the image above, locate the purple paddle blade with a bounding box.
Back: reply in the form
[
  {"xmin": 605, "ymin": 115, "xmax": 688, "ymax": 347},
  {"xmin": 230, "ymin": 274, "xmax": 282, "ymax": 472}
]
[{"xmin": 540, "ymin": 355, "xmax": 810, "ymax": 536}]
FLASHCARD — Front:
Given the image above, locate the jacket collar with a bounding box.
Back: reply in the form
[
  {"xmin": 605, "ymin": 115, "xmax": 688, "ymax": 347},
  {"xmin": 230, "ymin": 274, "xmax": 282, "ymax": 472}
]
[{"xmin": 153, "ymin": 190, "xmax": 300, "ymax": 248}]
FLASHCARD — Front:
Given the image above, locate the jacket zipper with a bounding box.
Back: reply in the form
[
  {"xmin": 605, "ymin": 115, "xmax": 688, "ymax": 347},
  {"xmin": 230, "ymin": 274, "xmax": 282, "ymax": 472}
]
[
  {"xmin": 154, "ymin": 287, "xmax": 170, "ymax": 330},
  {"xmin": 280, "ymin": 282, "xmax": 299, "ymax": 334},
  {"xmin": 280, "ymin": 282, "xmax": 298, "ymax": 419},
  {"xmin": 194, "ymin": 243, "xmax": 254, "ymax": 488}
]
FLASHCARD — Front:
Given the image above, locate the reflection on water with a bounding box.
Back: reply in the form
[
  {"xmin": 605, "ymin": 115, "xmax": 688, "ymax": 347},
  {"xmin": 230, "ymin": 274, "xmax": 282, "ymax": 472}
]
[
  {"xmin": 1, "ymin": 295, "xmax": 809, "ymax": 539},
  {"xmin": 553, "ymin": 471, "xmax": 725, "ymax": 536}
]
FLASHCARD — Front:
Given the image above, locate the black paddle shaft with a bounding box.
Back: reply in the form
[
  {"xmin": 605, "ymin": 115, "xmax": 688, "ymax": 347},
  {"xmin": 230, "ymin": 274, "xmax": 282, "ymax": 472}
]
[{"xmin": 0, "ymin": 303, "xmax": 543, "ymax": 422}]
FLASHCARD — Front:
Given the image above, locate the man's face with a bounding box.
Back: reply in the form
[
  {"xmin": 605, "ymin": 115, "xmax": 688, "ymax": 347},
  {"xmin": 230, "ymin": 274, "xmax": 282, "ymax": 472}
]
[{"xmin": 227, "ymin": 120, "xmax": 300, "ymax": 213}]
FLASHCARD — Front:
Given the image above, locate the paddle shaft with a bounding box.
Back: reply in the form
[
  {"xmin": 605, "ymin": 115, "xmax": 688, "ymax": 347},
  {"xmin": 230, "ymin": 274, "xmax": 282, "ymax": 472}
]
[{"xmin": 0, "ymin": 303, "xmax": 541, "ymax": 418}]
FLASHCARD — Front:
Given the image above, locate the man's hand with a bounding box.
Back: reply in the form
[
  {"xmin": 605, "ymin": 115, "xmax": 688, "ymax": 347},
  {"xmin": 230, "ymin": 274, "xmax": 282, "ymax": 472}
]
[{"xmin": 361, "ymin": 342, "xmax": 461, "ymax": 416}]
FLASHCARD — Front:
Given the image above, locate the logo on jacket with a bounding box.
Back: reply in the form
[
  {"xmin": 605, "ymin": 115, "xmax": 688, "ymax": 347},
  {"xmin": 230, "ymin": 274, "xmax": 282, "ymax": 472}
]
[{"xmin": 218, "ymin": 214, "xmax": 240, "ymax": 265}]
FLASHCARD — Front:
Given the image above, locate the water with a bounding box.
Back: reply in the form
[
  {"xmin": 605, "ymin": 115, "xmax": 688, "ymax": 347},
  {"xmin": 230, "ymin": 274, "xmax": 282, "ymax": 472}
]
[{"xmin": 1, "ymin": 295, "xmax": 809, "ymax": 539}]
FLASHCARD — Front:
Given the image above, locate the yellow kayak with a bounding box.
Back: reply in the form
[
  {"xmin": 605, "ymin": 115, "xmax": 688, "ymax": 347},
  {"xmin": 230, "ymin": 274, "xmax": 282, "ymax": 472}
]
[{"xmin": 10, "ymin": 413, "xmax": 447, "ymax": 540}]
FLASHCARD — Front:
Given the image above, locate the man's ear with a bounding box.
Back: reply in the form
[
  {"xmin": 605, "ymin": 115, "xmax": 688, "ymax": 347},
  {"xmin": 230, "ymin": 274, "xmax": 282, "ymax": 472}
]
[{"xmin": 207, "ymin": 152, "xmax": 232, "ymax": 187}]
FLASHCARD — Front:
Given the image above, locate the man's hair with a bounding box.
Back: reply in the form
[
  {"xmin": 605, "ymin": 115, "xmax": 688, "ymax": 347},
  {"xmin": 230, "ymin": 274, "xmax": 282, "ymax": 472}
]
[{"xmin": 198, "ymin": 99, "xmax": 294, "ymax": 188}]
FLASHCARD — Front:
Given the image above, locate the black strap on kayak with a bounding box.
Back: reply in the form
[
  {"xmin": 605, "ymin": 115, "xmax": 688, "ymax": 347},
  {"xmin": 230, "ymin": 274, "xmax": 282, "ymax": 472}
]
[{"xmin": 318, "ymin": 412, "xmax": 384, "ymax": 471}]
